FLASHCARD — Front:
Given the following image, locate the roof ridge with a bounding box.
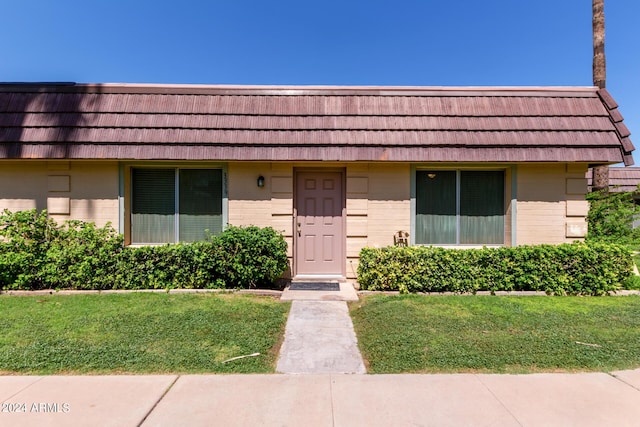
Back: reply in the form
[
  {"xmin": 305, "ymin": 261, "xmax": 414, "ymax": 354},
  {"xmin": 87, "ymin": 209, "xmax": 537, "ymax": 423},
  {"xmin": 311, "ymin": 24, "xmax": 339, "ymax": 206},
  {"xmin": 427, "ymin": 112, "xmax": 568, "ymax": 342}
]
[{"xmin": 0, "ymin": 82, "xmax": 600, "ymax": 97}]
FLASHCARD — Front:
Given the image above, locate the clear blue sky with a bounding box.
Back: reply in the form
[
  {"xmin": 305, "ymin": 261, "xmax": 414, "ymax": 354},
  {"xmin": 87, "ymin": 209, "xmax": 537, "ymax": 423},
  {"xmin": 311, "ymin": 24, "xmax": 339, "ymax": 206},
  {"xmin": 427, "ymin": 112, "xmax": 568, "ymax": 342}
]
[{"xmin": 2, "ymin": 0, "xmax": 639, "ymax": 163}]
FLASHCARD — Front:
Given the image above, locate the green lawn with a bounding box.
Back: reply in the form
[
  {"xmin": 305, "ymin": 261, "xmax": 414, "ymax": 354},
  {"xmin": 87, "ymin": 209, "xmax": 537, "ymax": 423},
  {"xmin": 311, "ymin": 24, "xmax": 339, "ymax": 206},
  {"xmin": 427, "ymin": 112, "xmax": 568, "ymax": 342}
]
[
  {"xmin": 0, "ymin": 293, "xmax": 290, "ymax": 374},
  {"xmin": 351, "ymin": 295, "xmax": 640, "ymax": 374}
]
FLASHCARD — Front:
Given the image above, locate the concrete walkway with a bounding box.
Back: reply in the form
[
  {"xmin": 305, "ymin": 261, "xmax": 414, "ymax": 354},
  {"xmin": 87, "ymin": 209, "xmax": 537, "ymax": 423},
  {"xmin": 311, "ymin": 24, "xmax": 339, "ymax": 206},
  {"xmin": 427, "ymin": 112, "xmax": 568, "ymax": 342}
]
[
  {"xmin": 277, "ymin": 281, "xmax": 366, "ymax": 374},
  {"xmin": 276, "ymin": 300, "xmax": 366, "ymax": 374},
  {"xmin": 2, "ymin": 370, "xmax": 640, "ymax": 426}
]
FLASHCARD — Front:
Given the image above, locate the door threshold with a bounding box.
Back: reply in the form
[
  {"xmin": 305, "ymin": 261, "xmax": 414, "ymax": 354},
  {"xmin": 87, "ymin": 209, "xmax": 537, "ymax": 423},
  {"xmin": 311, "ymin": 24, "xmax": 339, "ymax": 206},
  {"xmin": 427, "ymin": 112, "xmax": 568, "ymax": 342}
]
[{"xmin": 292, "ymin": 275, "xmax": 346, "ymax": 283}]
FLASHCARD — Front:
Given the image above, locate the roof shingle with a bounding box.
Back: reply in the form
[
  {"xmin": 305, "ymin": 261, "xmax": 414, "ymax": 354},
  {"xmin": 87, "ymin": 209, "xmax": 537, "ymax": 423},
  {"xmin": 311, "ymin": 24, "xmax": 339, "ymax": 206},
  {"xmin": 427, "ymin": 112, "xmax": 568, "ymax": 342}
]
[{"xmin": 0, "ymin": 83, "xmax": 633, "ymax": 164}]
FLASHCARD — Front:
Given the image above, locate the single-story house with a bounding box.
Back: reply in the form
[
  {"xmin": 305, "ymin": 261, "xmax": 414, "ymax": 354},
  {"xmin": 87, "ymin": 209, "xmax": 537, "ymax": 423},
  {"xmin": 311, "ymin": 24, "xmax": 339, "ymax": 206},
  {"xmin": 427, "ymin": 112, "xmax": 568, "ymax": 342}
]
[{"xmin": 0, "ymin": 83, "xmax": 634, "ymax": 280}]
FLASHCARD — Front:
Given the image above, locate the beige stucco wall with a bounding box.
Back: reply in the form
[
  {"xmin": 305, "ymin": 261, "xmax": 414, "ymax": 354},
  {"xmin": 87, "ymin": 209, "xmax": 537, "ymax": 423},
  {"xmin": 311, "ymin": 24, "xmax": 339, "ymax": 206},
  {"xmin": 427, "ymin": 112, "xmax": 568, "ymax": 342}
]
[
  {"xmin": 347, "ymin": 163, "xmax": 410, "ymax": 277},
  {"xmin": 515, "ymin": 163, "xmax": 589, "ymax": 245},
  {"xmin": 0, "ymin": 161, "xmax": 48, "ymax": 212},
  {"xmin": 0, "ymin": 160, "xmax": 119, "ymax": 228},
  {"xmin": 227, "ymin": 162, "xmax": 274, "ymax": 227},
  {"xmin": 226, "ymin": 161, "xmax": 293, "ymax": 248}
]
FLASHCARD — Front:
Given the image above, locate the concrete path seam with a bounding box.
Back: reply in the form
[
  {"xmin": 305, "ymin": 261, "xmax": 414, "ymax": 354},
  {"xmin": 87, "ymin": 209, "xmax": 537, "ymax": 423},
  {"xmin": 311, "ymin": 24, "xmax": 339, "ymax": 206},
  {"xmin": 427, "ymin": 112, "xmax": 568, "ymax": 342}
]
[
  {"xmin": 328, "ymin": 375, "xmax": 337, "ymax": 427},
  {"xmin": 474, "ymin": 374, "xmax": 524, "ymax": 427},
  {"xmin": 0, "ymin": 376, "xmax": 45, "ymax": 403},
  {"xmin": 137, "ymin": 375, "xmax": 180, "ymax": 427},
  {"xmin": 608, "ymin": 372, "xmax": 640, "ymax": 393}
]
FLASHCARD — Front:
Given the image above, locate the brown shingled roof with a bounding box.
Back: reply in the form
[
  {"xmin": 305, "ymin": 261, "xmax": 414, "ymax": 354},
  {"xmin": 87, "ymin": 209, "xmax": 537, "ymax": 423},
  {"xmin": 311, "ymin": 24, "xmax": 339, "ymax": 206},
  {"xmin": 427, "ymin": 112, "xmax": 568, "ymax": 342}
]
[{"xmin": 0, "ymin": 83, "xmax": 634, "ymax": 164}]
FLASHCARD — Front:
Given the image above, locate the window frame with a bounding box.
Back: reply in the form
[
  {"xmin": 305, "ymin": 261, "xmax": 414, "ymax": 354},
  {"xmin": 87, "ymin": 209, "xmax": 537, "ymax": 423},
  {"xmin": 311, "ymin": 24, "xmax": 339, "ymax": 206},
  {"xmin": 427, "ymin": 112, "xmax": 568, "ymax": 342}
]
[
  {"xmin": 411, "ymin": 165, "xmax": 511, "ymax": 247},
  {"xmin": 120, "ymin": 163, "xmax": 228, "ymax": 246}
]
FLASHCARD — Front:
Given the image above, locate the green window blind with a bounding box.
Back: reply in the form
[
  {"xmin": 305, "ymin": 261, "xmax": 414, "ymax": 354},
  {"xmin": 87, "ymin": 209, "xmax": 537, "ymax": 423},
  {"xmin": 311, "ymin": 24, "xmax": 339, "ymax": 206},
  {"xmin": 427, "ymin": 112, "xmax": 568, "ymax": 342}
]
[
  {"xmin": 178, "ymin": 169, "xmax": 223, "ymax": 242},
  {"xmin": 131, "ymin": 168, "xmax": 223, "ymax": 244},
  {"xmin": 131, "ymin": 168, "xmax": 176, "ymax": 244},
  {"xmin": 460, "ymin": 171, "xmax": 504, "ymax": 244},
  {"xmin": 416, "ymin": 171, "xmax": 457, "ymax": 244},
  {"xmin": 415, "ymin": 170, "xmax": 504, "ymax": 245}
]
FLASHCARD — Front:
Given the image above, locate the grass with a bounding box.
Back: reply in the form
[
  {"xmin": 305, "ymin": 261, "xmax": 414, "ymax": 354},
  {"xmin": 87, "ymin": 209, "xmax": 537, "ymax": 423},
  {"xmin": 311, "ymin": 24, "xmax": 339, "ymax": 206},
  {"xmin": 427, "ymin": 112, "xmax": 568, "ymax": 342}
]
[
  {"xmin": 350, "ymin": 294, "xmax": 640, "ymax": 374},
  {"xmin": 4, "ymin": 291, "xmax": 640, "ymax": 375},
  {"xmin": 0, "ymin": 293, "xmax": 290, "ymax": 374}
]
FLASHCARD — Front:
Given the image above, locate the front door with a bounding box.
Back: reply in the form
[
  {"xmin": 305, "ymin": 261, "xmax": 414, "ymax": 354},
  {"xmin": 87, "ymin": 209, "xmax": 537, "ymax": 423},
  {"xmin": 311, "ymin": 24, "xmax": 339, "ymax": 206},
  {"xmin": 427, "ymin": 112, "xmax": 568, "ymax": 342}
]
[{"xmin": 294, "ymin": 171, "xmax": 345, "ymax": 276}]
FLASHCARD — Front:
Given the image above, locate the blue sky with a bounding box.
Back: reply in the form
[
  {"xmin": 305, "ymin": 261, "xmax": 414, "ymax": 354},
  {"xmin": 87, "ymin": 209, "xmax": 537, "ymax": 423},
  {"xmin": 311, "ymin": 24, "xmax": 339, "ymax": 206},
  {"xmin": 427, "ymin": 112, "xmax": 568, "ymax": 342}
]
[{"xmin": 2, "ymin": 0, "xmax": 639, "ymax": 163}]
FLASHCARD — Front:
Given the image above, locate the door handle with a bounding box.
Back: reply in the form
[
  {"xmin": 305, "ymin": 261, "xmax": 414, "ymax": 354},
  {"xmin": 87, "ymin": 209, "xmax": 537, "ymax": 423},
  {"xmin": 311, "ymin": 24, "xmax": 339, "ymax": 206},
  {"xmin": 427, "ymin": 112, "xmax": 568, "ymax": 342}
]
[{"xmin": 297, "ymin": 223, "xmax": 302, "ymax": 237}]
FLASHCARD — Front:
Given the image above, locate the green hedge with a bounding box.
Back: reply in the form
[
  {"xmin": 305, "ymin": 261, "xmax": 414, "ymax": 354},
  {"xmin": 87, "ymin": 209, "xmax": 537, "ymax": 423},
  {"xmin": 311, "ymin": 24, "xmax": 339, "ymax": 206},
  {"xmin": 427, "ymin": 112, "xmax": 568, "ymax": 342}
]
[
  {"xmin": 357, "ymin": 243, "xmax": 633, "ymax": 295},
  {"xmin": 113, "ymin": 226, "xmax": 289, "ymax": 290},
  {"xmin": 0, "ymin": 210, "xmax": 289, "ymax": 290}
]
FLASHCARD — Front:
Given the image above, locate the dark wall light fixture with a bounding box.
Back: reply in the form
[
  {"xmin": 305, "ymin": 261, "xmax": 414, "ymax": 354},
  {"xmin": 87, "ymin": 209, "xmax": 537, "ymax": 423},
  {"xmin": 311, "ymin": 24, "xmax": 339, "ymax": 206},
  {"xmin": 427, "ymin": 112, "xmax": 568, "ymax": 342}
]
[{"xmin": 257, "ymin": 175, "xmax": 265, "ymax": 188}]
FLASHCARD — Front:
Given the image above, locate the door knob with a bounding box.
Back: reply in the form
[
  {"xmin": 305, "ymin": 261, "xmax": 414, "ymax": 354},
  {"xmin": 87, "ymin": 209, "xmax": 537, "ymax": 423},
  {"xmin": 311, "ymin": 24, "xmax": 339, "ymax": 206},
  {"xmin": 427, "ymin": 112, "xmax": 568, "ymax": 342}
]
[{"xmin": 297, "ymin": 223, "xmax": 301, "ymax": 236}]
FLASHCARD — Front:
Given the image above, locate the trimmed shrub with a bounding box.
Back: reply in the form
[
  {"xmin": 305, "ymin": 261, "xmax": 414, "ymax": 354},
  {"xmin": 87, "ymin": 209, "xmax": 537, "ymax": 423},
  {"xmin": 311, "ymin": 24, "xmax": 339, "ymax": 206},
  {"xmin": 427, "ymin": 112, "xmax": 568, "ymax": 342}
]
[
  {"xmin": 0, "ymin": 210, "xmax": 124, "ymax": 290},
  {"xmin": 357, "ymin": 243, "xmax": 633, "ymax": 295},
  {"xmin": 43, "ymin": 220, "xmax": 124, "ymax": 290},
  {"xmin": 0, "ymin": 210, "xmax": 289, "ymax": 290},
  {"xmin": 0, "ymin": 209, "xmax": 61, "ymax": 289},
  {"xmin": 211, "ymin": 225, "xmax": 289, "ymax": 288},
  {"xmin": 113, "ymin": 243, "xmax": 219, "ymax": 290},
  {"xmin": 113, "ymin": 226, "xmax": 289, "ymax": 290}
]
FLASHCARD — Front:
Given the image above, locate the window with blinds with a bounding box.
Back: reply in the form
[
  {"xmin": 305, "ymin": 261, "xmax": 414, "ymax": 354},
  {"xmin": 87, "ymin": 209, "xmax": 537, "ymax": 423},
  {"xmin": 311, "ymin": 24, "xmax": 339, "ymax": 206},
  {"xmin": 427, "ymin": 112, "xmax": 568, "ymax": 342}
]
[
  {"xmin": 416, "ymin": 170, "xmax": 505, "ymax": 245},
  {"xmin": 131, "ymin": 168, "xmax": 223, "ymax": 244}
]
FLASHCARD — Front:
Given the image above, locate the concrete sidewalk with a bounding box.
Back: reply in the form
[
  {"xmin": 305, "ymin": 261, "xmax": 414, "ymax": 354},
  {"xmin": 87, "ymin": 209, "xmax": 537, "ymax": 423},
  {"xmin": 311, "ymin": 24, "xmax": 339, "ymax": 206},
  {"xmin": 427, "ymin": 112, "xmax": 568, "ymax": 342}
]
[{"xmin": 1, "ymin": 370, "xmax": 640, "ymax": 426}]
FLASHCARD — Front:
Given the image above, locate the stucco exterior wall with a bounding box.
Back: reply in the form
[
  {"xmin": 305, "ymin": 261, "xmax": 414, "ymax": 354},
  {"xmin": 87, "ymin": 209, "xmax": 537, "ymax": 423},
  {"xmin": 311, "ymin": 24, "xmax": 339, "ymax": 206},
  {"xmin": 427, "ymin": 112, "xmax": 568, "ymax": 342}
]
[
  {"xmin": 0, "ymin": 161, "xmax": 48, "ymax": 212},
  {"xmin": 0, "ymin": 161, "xmax": 119, "ymax": 228},
  {"xmin": 347, "ymin": 164, "xmax": 411, "ymax": 277},
  {"xmin": 227, "ymin": 162, "xmax": 274, "ymax": 228},
  {"xmin": 515, "ymin": 163, "xmax": 589, "ymax": 245}
]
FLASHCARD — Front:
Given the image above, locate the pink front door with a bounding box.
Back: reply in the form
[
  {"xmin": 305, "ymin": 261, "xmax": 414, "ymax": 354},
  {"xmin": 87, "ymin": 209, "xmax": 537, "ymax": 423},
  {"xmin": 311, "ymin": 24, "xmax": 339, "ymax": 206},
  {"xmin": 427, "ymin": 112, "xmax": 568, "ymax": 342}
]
[{"xmin": 295, "ymin": 171, "xmax": 345, "ymax": 276}]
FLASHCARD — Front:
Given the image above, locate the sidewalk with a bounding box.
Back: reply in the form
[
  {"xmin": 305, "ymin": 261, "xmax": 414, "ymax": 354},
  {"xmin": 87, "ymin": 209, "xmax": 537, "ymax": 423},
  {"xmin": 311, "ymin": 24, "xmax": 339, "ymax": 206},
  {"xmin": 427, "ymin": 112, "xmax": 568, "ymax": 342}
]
[{"xmin": 1, "ymin": 370, "xmax": 640, "ymax": 426}]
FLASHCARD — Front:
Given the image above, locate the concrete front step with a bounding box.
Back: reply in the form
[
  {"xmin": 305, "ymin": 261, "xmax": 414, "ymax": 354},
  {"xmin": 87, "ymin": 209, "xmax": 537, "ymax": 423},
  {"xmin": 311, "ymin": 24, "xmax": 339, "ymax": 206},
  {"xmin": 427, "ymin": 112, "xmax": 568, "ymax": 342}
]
[{"xmin": 280, "ymin": 281, "xmax": 359, "ymax": 301}]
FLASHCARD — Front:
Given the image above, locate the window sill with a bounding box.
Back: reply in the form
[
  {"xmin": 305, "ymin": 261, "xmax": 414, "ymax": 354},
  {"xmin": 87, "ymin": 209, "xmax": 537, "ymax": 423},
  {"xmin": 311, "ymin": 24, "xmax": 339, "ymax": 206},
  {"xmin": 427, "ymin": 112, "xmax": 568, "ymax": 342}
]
[{"xmin": 414, "ymin": 244, "xmax": 504, "ymax": 249}]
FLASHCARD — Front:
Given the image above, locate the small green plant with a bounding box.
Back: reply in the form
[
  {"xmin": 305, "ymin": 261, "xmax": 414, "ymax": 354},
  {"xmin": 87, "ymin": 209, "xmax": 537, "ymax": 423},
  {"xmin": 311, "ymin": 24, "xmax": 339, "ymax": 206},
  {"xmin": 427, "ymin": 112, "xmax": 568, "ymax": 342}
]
[
  {"xmin": 623, "ymin": 275, "xmax": 640, "ymax": 290},
  {"xmin": 586, "ymin": 188, "xmax": 640, "ymax": 244}
]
